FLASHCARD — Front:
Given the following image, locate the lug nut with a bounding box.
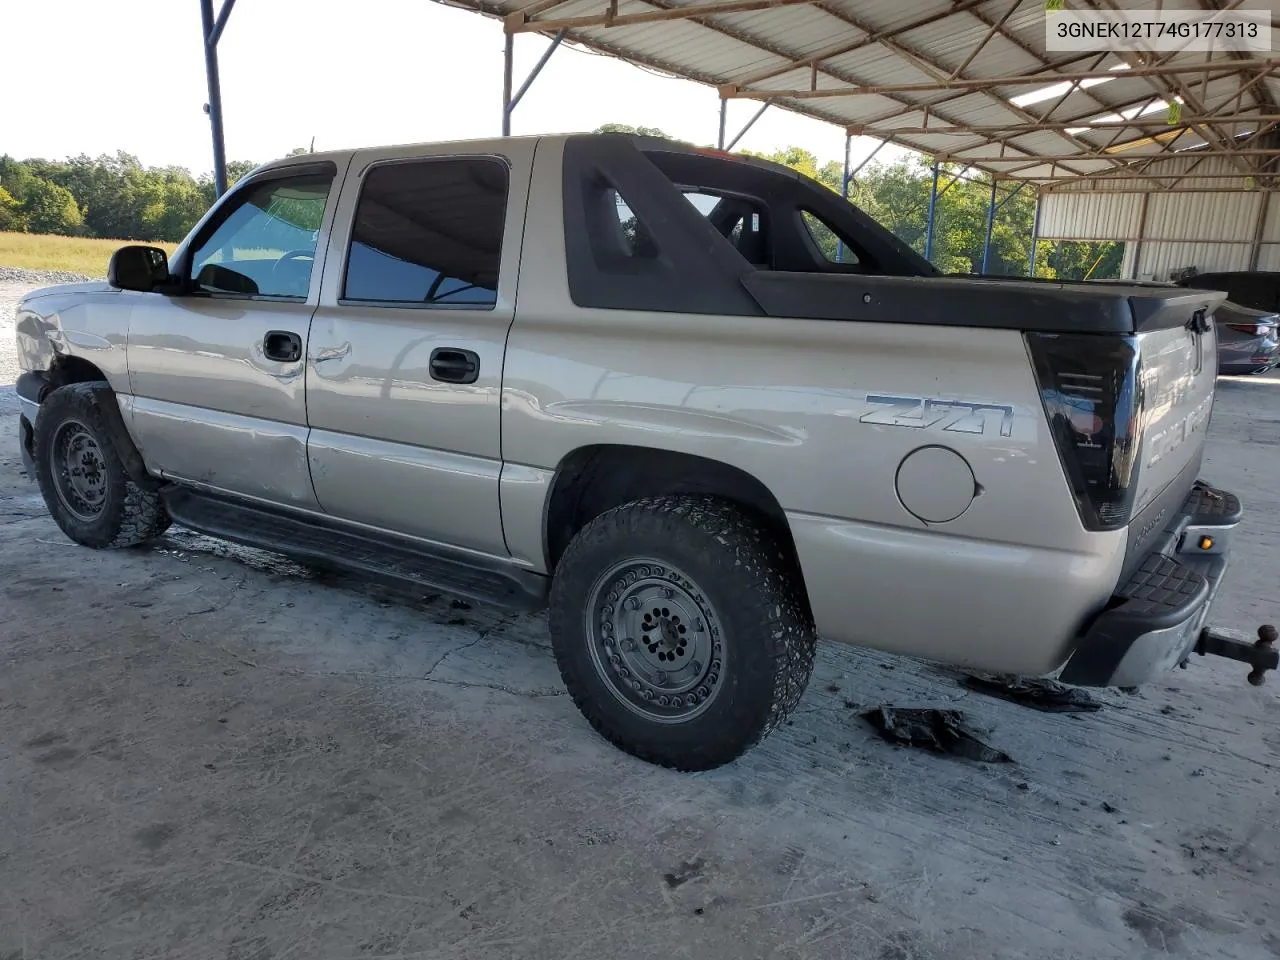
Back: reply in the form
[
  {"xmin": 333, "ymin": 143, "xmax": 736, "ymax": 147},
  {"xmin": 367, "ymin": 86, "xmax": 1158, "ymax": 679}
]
[{"xmin": 627, "ymin": 596, "xmax": 641, "ymax": 611}]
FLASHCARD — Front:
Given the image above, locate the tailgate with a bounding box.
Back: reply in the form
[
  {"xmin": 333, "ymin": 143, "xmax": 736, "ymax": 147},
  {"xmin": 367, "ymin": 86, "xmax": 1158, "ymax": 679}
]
[
  {"xmin": 1131, "ymin": 311, "xmax": 1219, "ymax": 516},
  {"xmin": 1025, "ymin": 285, "xmax": 1223, "ymax": 548}
]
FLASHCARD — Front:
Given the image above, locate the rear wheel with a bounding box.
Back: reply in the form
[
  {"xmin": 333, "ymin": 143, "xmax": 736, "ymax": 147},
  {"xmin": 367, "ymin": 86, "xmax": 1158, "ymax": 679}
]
[
  {"xmin": 549, "ymin": 495, "xmax": 816, "ymax": 771},
  {"xmin": 34, "ymin": 382, "xmax": 171, "ymax": 548}
]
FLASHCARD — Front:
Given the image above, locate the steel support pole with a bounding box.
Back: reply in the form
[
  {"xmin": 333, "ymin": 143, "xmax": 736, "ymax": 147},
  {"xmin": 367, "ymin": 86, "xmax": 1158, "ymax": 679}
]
[
  {"xmin": 200, "ymin": 0, "xmax": 229, "ymax": 197},
  {"xmin": 841, "ymin": 134, "xmax": 852, "ymax": 201},
  {"xmin": 836, "ymin": 133, "xmax": 851, "ymax": 263},
  {"xmin": 724, "ymin": 101, "xmax": 769, "ymax": 151},
  {"xmin": 994, "ymin": 181, "xmax": 1026, "ymax": 212},
  {"xmin": 848, "ymin": 139, "xmax": 886, "ymax": 182},
  {"xmin": 209, "ymin": 0, "xmax": 236, "ymax": 46},
  {"xmin": 981, "ymin": 177, "xmax": 998, "ymax": 275},
  {"xmin": 506, "ymin": 30, "xmax": 566, "ymax": 125},
  {"xmin": 1249, "ymin": 193, "xmax": 1270, "ymax": 271},
  {"xmin": 1027, "ymin": 192, "xmax": 1041, "ymax": 277},
  {"xmin": 501, "ymin": 33, "xmax": 514, "ymax": 137},
  {"xmin": 1130, "ymin": 192, "xmax": 1150, "ymax": 280},
  {"xmin": 717, "ymin": 99, "xmax": 728, "ymax": 150},
  {"xmin": 923, "ymin": 159, "xmax": 941, "ymax": 263}
]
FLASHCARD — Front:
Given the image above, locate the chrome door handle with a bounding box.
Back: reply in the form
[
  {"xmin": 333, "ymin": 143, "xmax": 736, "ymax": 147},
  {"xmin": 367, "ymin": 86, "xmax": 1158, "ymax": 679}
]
[{"xmin": 312, "ymin": 342, "xmax": 351, "ymax": 363}]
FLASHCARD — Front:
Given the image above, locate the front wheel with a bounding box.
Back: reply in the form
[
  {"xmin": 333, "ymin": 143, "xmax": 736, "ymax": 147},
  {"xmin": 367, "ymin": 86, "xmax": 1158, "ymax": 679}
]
[
  {"xmin": 34, "ymin": 382, "xmax": 171, "ymax": 548},
  {"xmin": 549, "ymin": 496, "xmax": 816, "ymax": 771}
]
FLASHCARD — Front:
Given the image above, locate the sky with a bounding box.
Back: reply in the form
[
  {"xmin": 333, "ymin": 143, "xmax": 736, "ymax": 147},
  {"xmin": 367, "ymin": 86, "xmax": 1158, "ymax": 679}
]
[{"xmin": 3, "ymin": 0, "xmax": 915, "ymax": 178}]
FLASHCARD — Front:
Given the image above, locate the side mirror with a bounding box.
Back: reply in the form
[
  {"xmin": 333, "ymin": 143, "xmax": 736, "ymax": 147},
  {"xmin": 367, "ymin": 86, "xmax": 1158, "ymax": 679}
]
[{"xmin": 107, "ymin": 245, "xmax": 170, "ymax": 292}]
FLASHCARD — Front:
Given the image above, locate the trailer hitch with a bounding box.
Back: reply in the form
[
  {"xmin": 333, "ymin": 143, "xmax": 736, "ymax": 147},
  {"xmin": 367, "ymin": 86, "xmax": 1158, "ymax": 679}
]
[{"xmin": 1194, "ymin": 624, "xmax": 1279, "ymax": 686}]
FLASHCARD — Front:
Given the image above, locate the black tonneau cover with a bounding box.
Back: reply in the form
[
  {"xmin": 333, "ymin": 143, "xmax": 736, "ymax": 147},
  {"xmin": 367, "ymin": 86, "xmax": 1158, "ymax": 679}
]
[{"xmin": 742, "ymin": 273, "xmax": 1227, "ymax": 335}]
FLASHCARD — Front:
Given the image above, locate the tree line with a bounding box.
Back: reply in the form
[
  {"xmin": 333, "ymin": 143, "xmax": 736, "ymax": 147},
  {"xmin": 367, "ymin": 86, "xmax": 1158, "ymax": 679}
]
[
  {"xmin": 0, "ymin": 150, "xmax": 297, "ymax": 243},
  {"xmin": 1, "ymin": 129, "xmax": 1119, "ymax": 280}
]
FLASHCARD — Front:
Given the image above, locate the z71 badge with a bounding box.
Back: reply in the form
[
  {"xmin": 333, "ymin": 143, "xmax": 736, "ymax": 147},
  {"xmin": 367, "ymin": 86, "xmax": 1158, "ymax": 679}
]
[{"xmin": 859, "ymin": 394, "xmax": 1016, "ymax": 438}]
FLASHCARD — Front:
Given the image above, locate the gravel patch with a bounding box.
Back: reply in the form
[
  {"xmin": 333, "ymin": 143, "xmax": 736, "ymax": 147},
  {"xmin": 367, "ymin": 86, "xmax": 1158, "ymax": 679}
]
[
  {"xmin": 0, "ymin": 265, "xmax": 96, "ymax": 286},
  {"xmin": 1, "ymin": 272, "xmax": 101, "ymax": 389},
  {"xmin": 1, "ymin": 281, "xmax": 32, "ymax": 390}
]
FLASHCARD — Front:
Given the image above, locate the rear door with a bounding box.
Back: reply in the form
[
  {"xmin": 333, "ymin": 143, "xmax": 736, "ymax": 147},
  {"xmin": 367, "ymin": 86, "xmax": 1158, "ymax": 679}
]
[
  {"xmin": 126, "ymin": 162, "xmax": 343, "ymax": 509},
  {"xmin": 305, "ymin": 142, "xmax": 533, "ymax": 556}
]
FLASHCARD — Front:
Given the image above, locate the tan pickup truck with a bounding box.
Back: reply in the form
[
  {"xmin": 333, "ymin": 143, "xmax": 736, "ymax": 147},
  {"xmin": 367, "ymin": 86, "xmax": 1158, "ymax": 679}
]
[{"xmin": 15, "ymin": 133, "xmax": 1242, "ymax": 769}]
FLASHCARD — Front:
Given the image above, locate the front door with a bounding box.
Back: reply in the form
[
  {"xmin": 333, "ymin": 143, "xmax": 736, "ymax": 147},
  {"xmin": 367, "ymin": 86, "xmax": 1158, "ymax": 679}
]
[
  {"xmin": 305, "ymin": 143, "xmax": 532, "ymax": 556},
  {"xmin": 126, "ymin": 162, "xmax": 343, "ymax": 509}
]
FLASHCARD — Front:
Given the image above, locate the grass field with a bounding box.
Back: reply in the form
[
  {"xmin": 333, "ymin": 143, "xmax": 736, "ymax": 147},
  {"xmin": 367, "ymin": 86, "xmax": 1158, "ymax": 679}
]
[{"xmin": 0, "ymin": 232, "xmax": 179, "ymax": 278}]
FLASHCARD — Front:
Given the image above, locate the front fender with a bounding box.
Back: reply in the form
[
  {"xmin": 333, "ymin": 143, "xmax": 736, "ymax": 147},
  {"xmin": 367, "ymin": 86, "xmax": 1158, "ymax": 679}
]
[{"xmin": 14, "ymin": 288, "xmax": 129, "ymax": 388}]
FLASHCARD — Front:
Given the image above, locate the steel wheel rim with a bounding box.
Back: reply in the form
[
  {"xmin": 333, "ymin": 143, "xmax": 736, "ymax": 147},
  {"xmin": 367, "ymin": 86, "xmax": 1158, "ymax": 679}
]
[
  {"xmin": 584, "ymin": 558, "xmax": 726, "ymax": 723},
  {"xmin": 49, "ymin": 419, "xmax": 109, "ymax": 522}
]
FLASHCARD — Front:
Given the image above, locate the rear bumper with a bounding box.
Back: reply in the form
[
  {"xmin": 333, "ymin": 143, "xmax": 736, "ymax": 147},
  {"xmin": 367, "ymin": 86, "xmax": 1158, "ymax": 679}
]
[{"xmin": 1060, "ymin": 482, "xmax": 1240, "ymax": 687}]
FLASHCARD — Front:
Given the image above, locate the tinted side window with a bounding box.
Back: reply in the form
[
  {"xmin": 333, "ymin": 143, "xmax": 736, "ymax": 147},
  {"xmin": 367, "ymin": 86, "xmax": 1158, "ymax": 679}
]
[
  {"xmin": 190, "ymin": 172, "xmax": 333, "ymax": 298},
  {"xmin": 801, "ymin": 210, "xmax": 860, "ymax": 265},
  {"xmin": 610, "ymin": 189, "xmax": 658, "ymax": 259},
  {"xmin": 344, "ymin": 157, "xmax": 508, "ymax": 307}
]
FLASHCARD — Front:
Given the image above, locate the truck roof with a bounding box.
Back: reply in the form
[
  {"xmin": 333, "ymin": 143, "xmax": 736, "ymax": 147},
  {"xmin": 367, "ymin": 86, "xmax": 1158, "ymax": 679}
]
[{"xmin": 252, "ymin": 132, "xmax": 810, "ymax": 184}]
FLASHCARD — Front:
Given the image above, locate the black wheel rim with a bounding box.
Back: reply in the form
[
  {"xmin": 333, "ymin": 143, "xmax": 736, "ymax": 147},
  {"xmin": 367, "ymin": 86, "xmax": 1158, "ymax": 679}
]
[
  {"xmin": 49, "ymin": 419, "xmax": 109, "ymax": 522},
  {"xmin": 584, "ymin": 558, "xmax": 726, "ymax": 723}
]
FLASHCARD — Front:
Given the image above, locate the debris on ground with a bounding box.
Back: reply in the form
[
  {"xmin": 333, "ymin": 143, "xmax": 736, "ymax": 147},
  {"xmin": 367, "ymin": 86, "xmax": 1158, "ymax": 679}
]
[
  {"xmin": 962, "ymin": 674, "xmax": 1102, "ymax": 713},
  {"xmin": 861, "ymin": 707, "xmax": 1013, "ymax": 763}
]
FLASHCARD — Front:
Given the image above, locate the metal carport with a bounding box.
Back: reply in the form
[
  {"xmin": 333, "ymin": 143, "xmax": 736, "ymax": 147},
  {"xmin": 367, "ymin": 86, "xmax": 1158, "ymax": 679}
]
[{"xmin": 196, "ymin": 0, "xmax": 1280, "ymax": 275}]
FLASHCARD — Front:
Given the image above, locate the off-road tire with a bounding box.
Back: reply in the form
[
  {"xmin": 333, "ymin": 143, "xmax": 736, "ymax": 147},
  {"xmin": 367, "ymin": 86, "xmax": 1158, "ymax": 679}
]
[
  {"xmin": 34, "ymin": 382, "xmax": 171, "ymax": 548},
  {"xmin": 549, "ymin": 495, "xmax": 816, "ymax": 771}
]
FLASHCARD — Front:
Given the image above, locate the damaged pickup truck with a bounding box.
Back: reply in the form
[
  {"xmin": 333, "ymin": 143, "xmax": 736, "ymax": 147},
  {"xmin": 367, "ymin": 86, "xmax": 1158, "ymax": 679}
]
[{"xmin": 14, "ymin": 133, "xmax": 1255, "ymax": 769}]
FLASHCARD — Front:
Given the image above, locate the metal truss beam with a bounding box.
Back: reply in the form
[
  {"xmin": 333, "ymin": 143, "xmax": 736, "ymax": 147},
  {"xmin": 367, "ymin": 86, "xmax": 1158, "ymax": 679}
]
[
  {"xmin": 720, "ymin": 60, "xmax": 1277, "ymax": 100},
  {"xmin": 505, "ymin": 0, "xmax": 814, "ymax": 33}
]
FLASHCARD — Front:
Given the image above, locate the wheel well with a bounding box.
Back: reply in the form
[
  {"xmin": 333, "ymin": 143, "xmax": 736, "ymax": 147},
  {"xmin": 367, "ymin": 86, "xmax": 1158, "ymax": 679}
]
[
  {"xmin": 46, "ymin": 355, "xmax": 108, "ymax": 393},
  {"xmin": 544, "ymin": 444, "xmax": 808, "ymax": 594}
]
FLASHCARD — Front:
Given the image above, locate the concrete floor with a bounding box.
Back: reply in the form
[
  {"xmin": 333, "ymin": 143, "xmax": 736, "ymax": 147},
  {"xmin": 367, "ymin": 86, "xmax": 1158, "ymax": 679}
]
[{"xmin": 3, "ymin": 280, "xmax": 1279, "ymax": 959}]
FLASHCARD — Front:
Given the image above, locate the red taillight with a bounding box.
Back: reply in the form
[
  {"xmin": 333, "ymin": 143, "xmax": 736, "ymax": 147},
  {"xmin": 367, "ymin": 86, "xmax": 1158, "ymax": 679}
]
[
  {"xmin": 1025, "ymin": 333, "xmax": 1145, "ymax": 531},
  {"xmin": 1226, "ymin": 322, "xmax": 1274, "ymax": 336}
]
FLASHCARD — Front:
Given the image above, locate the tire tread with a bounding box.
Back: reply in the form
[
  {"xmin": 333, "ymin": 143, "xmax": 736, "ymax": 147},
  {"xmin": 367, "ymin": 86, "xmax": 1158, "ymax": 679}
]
[
  {"xmin": 34, "ymin": 382, "xmax": 171, "ymax": 548},
  {"xmin": 549, "ymin": 495, "xmax": 816, "ymax": 771}
]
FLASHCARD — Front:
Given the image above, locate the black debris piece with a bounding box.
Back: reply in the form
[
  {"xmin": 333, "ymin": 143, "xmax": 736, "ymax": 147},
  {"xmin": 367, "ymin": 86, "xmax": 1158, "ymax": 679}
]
[
  {"xmin": 963, "ymin": 674, "xmax": 1102, "ymax": 713},
  {"xmin": 861, "ymin": 707, "xmax": 1013, "ymax": 764}
]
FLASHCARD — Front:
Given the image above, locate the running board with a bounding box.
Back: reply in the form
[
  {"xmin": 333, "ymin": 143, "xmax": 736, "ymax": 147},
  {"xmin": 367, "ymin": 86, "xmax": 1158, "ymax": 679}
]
[{"xmin": 162, "ymin": 488, "xmax": 549, "ymax": 612}]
